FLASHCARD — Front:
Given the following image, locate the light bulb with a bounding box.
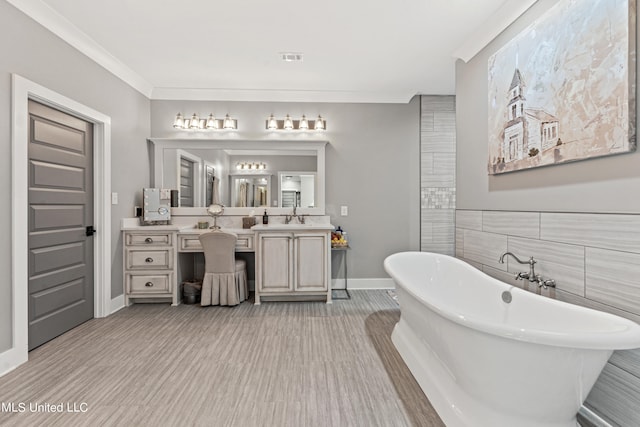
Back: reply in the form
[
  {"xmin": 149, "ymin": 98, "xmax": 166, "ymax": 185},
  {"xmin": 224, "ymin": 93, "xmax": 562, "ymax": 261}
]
[
  {"xmin": 267, "ymin": 114, "xmax": 278, "ymax": 130},
  {"xmin": 189, "ymin": 113, "xmax": 200, "ymax": 129},
  {"xmin": 223, "ymin": 114, "xmax": 235, "ymax": 130},
  {"xmin": 314, "ymin": 115, "xmax": 325, "ymax": 130},
  {"xmin": 173, "ymin": 113, "xmax": 184, "ymax": 129},
  {"xmin": 283, "ymin": 114, "xmax": 294, "ymax": 130},
  {"xmin": 206, "ymin": 114, "xmax": 218, "ymax": 129},
  {"xmin": 299, "ymin": 115, "xmax": 309, "ymax": 130}
]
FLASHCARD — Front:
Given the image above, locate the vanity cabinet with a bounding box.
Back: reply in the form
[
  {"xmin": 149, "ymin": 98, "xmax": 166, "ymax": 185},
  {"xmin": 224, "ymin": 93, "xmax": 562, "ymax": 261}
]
[
  {"xmin": 123, "ymin": 230, "xmax": 178, "ymax": 306},
  {"xmin": 255, "ymin": 229, "xmax": 331, "ymax": 304}
]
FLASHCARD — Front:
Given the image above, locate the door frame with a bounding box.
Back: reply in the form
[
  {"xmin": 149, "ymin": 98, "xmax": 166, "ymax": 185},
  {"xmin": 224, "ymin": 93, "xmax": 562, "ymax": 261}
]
[{"xmin": 7, "ymin": 74, "xmax": 111, "ymax": 371}]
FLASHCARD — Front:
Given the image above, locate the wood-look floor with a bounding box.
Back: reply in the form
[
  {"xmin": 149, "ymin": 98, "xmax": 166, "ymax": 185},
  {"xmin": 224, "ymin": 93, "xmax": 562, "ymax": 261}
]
[{"xmin": 0, "ymin": 290, "xmax": 443, "ymax": 427}]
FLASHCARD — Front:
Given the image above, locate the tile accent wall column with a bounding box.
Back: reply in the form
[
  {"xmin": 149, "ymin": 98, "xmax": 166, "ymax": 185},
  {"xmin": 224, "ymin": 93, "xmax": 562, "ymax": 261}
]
[{"xmin": 420, "ymin": 96, "xmax": 456, "ymax": 255}]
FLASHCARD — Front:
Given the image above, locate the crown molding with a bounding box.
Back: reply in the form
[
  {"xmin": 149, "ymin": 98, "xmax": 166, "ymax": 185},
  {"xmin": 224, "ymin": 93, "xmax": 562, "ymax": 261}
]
[
  {"xmin": 151, "ymin": 87, "xmax": 417, "ymax": 104},
  {"xmin": 452, "ymin": 0, "xmax": 539, "ymax": 63},
  {"xmin": 7, "ymin": 0, "xmax": 153, "ymax": 98}
]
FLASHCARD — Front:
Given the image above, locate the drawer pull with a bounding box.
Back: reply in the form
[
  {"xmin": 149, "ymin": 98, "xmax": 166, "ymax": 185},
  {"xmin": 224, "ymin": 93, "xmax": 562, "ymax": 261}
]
[
  {"xmin": 145, "ymin": 257, "xmax": 154, "ymax": 263},
  {"xmin": 145, "ymin": 282, "xmax": 154, "ymax": 287},
  {"xmin": 145, "ymin": 237, "xmax": 154, "ymax": 243}
]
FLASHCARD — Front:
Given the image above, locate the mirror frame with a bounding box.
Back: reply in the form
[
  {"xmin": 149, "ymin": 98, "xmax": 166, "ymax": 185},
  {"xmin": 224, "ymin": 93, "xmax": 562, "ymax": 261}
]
[{"xmin": 149, "ymin": 138, "xmax": 327, "ymax": 216}]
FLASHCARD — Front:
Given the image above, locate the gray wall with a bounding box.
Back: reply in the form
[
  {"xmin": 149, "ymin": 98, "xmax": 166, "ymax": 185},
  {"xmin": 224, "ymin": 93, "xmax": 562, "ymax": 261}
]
[
  {"xmin": 151, "ymin": 99, "xmax": 421, "ymax": 278},
  {"xmin": 455, "ymin": 1, "xmax": 640, "ymax": 425},
  {"xmin": 456, "ymin": 0, "xmax": 640, "ymax": 213},
  {"xmin": 1, "ymin": 1, "xmax": 150, "ymax": 352}
]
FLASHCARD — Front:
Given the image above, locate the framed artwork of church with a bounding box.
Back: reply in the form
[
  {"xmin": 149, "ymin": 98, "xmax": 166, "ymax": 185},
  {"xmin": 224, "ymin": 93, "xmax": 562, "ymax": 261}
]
[{"xmin": 487, "ymin": 0, "xmax": 636, "ymax": 175}]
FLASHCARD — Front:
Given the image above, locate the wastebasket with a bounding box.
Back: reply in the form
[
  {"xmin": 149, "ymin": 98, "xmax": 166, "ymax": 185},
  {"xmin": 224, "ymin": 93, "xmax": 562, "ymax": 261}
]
[{"xmin": 182, "ymin": 280, "xmax": 202, "ymax": 304}]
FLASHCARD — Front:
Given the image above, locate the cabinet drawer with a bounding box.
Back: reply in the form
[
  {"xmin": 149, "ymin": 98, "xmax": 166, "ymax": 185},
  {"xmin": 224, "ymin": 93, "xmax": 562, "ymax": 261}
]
[
  {"xmin": 178, "ymin": 234, "xmax": 254, "ymax": 252},
  {"xmin": 125, "ymin": 232, "xmax": 173, "ymax": 246},
  {"xmin": 127, "ymin": 273, "xmax": 171, "ymax": 294},
  {"xmin": 178, "ymin": 235, "xmax": 203, "ymax": 252},
  {"xmin": 236, "ymin": 235, "xmax": 254, "ymax": 251},
  {"xmin": 126, "ymin": 249, "xmax": 172, "ymax": 269}
]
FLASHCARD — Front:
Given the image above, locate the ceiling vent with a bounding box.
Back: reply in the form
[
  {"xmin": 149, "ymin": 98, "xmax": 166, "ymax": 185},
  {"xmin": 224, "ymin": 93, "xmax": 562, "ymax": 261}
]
[{"xmin": 280, "ymin": 52, "xmax": 304, "ymax": 62}]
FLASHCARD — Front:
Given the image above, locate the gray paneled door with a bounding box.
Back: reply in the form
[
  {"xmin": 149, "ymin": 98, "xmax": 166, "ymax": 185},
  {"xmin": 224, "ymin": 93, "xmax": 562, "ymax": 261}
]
[{"xmin": 28, "ymin": 100, "xmax": 94, "ymax": 350}]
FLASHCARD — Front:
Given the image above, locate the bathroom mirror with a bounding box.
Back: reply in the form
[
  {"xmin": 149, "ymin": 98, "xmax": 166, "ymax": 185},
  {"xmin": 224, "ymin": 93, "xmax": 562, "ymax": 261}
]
[{"xmin": 149, "ymin": 138, "xmax": 327, "ymax": 215}]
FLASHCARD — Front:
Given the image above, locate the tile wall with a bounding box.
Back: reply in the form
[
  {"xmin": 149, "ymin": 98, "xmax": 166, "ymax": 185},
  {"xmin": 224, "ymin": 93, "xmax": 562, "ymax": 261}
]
[
  {"xmin": 455, "ymin": 209, "xmax": 640, "ymax": 427},
  {"xmin": 420, "ymin": 96, "xmax": 456, "ymax": 255}
]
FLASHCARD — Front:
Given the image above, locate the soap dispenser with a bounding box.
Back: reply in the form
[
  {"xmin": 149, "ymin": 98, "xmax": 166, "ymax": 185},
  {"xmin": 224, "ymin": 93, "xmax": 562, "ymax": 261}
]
[{"xmin": 262, "ymin": 209, "xmax": 269, "ymax": 224}]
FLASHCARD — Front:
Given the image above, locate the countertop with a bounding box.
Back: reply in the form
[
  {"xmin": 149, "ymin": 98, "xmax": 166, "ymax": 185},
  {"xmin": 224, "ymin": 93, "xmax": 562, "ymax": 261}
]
[{"xmin": 252, "ymin": 223, "xmax": 334, "ymax": 231}]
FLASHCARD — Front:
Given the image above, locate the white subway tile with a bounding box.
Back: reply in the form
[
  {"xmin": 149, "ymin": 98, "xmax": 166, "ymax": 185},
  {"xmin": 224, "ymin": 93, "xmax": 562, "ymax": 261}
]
[
  {"xmin": 483, "ymin": 211, "xmax": 540, "ymax": 239},
  {"xmin": 456, "ymin": 210, "xmax": 482, "ymax": 231},
  {"xmin": 541, "ymin": 213, "xmax": 640, "ymax": 253},
  {"xmin": 462, "ymin": 229, "xmax": 507, "ymax": 270},
  {"xmin": 455, "ymin": 228, "xmax": 464, "ymax": 258},
  {"xmin": 586, "ymin": 248, "xmax": 640, "ymax": 316},
  {"xmin": 507, "ymin": 236, "xmax": 584, "ymax": 296}
]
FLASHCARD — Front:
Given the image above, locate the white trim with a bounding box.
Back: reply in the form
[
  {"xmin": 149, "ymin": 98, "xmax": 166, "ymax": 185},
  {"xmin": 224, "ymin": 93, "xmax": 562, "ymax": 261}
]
[
  {"xmin": 5, "ymin": 74, "xmax": 111, "ymax": 375},
  {"xmin": 452, "ymin": 0, "xmax": 539, "ymax": 62},
  {"xmin": 110, "ymin": 294, "xmax": 125, "ymax": 314},
  {"xmin": 6, "ymin": 0, "xmax": 153, "ymax": 98},
  {"xmin": 151, "ymin": 87, "xmax": 416, "ymax": 103}
]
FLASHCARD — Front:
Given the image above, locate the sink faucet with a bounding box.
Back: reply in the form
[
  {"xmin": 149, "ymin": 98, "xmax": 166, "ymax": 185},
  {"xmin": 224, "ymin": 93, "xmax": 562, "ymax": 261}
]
[
  {"xmin": 285, "ymin": 206, "xmax": 305, "ymax": 224},
  {"xmin": 498, "ymin": 252, "xmax": 556, "ymax": 289}
]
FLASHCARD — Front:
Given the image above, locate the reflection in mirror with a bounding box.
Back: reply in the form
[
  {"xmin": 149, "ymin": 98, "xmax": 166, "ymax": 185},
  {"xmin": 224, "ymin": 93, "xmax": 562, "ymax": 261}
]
[
  {"xmin": 230, "ymin": 174, "xmax": 271, "ymax": 207},
  {"xmin": 204, "ymin": 163, "xmax": 216, "ymax": 206},
  {"xmin": 279, "ymin": 172, "xmax": 316, "ymax": 208},
  {"xmin": 162, "ymin": 148, "xmax": 315, "ymax": 208},
  {"xmin": 150, "ymin": 139, "xmax": 327, "ymax": 215}
]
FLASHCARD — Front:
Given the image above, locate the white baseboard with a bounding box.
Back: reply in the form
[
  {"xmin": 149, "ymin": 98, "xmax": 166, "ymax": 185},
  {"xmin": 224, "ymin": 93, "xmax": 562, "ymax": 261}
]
[
  {"xmin": 332, "ymin": 278, "xmax": 394, "ymax": 290},
  {"xmin": 0, "ymin": 347, "xmax": 27, "ymax": 378},
  {"xmin": 110, "ymin": 294, "xmax": 125, "ymax": 314}
]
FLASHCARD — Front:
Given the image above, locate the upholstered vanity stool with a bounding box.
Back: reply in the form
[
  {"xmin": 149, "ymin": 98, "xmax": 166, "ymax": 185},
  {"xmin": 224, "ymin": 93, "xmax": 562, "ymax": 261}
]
[{"xmin": 198, "ymin": 231, "xmax": 248, "ymax": 306}]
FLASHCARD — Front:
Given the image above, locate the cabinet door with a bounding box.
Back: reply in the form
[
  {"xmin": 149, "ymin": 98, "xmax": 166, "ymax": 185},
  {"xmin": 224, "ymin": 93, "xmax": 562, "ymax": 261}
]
[
  {"xmin": 295, "ymin": 233, "xmax": 328, "ymax": 292},
  {"xmin": 259, "ymin": 234, "xmax": 293, "ymax": 292}
]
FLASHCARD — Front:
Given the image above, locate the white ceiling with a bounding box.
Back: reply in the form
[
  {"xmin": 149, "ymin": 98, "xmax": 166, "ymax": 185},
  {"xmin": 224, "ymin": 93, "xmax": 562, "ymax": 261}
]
[{"xmin": 10, "ymin": 0, "xmax": 538, "ymax": 103}]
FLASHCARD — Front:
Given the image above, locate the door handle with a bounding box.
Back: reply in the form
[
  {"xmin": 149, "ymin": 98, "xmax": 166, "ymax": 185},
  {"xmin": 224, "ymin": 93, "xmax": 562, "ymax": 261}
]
[{"xmin": 86, "ymin": 225, "xmax": 96, "ymax": 236}]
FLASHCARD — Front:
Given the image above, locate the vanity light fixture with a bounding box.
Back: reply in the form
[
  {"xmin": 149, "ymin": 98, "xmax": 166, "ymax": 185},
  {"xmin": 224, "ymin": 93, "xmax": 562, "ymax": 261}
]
[
  {"xmin": 236, "ymin": 162, "xmax": 267, "ymax": 171},
  {"xmin": 265, "ymin": 114, "xmax": 327, "ymax": 131},
  {"xmin": 173, "ymin": 112, "xmax": 237, "ymax": 130}
]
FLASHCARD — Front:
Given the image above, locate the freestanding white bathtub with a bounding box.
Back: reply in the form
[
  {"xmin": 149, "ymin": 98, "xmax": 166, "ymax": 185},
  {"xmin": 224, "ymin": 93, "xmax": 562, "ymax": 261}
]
[{"xmin": 384, "ymin": 251, "xmax": 640, "ymax": 427}]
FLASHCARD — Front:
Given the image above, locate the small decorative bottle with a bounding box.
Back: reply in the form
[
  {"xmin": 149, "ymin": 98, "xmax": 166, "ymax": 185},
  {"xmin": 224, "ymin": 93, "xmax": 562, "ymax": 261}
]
[{"xmin": 262, "ymin": 209, "xmax": 269, "ymax": 224}]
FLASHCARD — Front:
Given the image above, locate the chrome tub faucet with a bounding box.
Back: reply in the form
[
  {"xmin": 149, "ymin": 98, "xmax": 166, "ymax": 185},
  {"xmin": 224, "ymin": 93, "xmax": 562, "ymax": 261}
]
[{"xmin": 498, "ymin": 252, "xmax": 556, "ymax": 289}]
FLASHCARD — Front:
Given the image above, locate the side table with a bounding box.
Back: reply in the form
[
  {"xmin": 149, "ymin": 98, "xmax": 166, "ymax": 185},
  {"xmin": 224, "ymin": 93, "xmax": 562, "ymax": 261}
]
[{"xmin": 331, "ymin": 245, "xmax": 350, "ymax": 299}]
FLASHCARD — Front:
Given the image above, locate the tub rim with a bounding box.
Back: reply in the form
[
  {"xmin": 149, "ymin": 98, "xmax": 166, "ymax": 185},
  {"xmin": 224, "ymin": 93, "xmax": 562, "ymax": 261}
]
[{"xmin": 384, "ymin": 251, "xmax": 640, "ymax": 351}]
